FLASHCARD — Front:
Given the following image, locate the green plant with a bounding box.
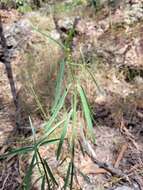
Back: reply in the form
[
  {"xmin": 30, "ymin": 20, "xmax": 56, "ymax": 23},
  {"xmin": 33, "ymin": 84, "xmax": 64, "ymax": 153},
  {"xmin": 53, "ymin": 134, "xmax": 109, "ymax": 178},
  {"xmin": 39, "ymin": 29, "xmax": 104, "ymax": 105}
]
[
  {"xmin": 91, "ymin": 0, "xmax": 100, "ymax": 9},
  {"xmin": 54, "ymin": 0, "xmax": 87, "ymax": 14},
  {"xmin": 0, "ymin": 18, "xmax": 97, "ymax": 190},
  {"xmin": 0, "ymin": 0, "xmax": 32, "ymax": 12},
  {"xmin": 16, "ymin": 0, "xmax": 32, "ymax": 13}
]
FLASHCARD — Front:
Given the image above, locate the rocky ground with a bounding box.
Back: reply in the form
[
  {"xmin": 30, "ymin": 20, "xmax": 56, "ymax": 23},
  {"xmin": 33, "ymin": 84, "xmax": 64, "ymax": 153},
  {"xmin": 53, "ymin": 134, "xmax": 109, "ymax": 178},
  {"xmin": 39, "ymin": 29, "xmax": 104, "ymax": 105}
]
[{"xmin": 0, "ymin": 0, "xmax": 143, "ymax": 189}]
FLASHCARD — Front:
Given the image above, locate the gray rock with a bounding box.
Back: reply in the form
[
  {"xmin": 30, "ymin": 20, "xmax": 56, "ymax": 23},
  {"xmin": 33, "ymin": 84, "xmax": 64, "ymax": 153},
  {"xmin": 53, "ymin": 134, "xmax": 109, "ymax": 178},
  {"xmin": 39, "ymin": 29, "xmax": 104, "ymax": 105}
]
[
  {"xmin": 124, "ymin": 1, "xmax": 143, "ymax": 24},
  {"xmin": 0, "ymin": 18, "xmax": 32, "ymax": 62},
  {"xmin": 4, "ymin": 19, "xmax": 32, "ymax": 50},
  {"xmin": 58, "ymin": 17, "xmax": 74, "ymax": 30},
  {"xmin": 112, "ymin": 183, "xmax": 140, "ymax": 190},
  {"xmin": 50, "ymin": 29, "xmax": 60, "ymax": 40},
  {"xmin": 114, "ymin": 187, "xmax": 134, "ymax": 190},
  {"xmin": 134, "ymin": 76, "xmax": 143, "ymax": 84}
]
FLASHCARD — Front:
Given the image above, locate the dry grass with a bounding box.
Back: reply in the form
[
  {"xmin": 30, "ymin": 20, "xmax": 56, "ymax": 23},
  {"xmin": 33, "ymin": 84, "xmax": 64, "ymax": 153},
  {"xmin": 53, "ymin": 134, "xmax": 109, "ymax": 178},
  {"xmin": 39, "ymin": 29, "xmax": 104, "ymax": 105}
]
[
  {"xmin": 1, "ymin": 2, "xmax": 143, "ymax": 189},
  {"xmin": 17, "ymin": 12, "xmax": 63, "ymax": 116}
]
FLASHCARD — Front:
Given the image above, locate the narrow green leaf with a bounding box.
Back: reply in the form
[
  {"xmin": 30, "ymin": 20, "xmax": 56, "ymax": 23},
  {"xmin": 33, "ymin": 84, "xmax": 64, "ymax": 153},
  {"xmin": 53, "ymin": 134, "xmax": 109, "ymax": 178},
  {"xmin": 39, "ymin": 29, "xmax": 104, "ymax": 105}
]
[
  {"xmin": 37, "ymin": 150, "xmax": 51, "ymax": 190},
  {"xmin": 0, "ymin": 146, "xmax": 34, "ymax": 160},
  {"xmin": 52, "ymin": 59, "xmax": 66, "ymax": 114},
  {"xmin": 56, "ymin": 109, "xmax": 73, "ymax": 160},
  {"xmin": 39, "ymin": 138, "xmax": 60, "ymax": 147},
  {"xmin": 84, "ymin": 66, "xmax": 103, "ymax": 95},
  {"xmin": 71, "ymin": 92, "xmax": 77, "ymax": 141},
  {"xmin": 35, "ymin": 151, "xmax": 43, "ymax": 175},
  {"xmin": 77, "ymin": 84, "xmax": 95, "ymax": 142},
  {"xmin": 23, "ymin": 152, "xmax": 36, "ymax": 189},
  {"xmin": 92, "ymin": 0, "xmax": 100, "ymax": 9},
  {"xmin": 0, "ymin": 138, "xmax": 60, "ymax": 161},
  {"xmin": 30, "ymin": 84, "xmax": 48, "ymax": 120},
  {"xmin": 44, "ymin": 160, "xmax": 58, "ymax": 186},
  {"xmin": 80, "ymin": 48, "xmax": 102, "ymax": 94},
  {"xmin": 70, "ymin": 141, "xmax": 75, "ymax": 190},
  {"xmin": 37, "ymin": 119, "xmax": 66, "ymax": 147},
  {"xmin": 32, "ymin": 26, "xmax": 66, "ymax": 50},
  {"xmin": 63, "ymin": 162, "xmax": 72, "ymax": 190},
  {"xmin": 44, "ymin": 85, "xmax": 71, "ymax": 132},
  {"xmin": 70, "ymin": 161, "xmax": 74, "ymax": 190},
  {"xmin": 41, "ymin": 175, "xmax": 46, "ymax": 190},
  {"xmin": 29, "ymin": 116, "xmax": 36, "ymax": 143},
  {"xmin": 78, "ymin": 140, "xmax": 85, "ymax": 156}
]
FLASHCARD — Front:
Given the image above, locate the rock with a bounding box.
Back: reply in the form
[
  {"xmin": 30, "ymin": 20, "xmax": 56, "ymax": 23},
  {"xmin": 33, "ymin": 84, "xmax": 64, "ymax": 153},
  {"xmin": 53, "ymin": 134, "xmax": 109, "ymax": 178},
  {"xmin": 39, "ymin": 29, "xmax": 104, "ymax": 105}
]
[
  {"xmin": 113, "ymin": 184, "xmax": 140, "ymax": 190},
  {"xmin": 0, "ymin": 18, "xmax": 32, "ymax": 61},
  {"xmin": 57, "ymin": 17, "xmax": 74, "ymax": 31},
  {"xmin": 124, "ymin": 0, "xmax": 143, "ymax": 24},
  {"xmin": 114, "ymin": 187, "xmax": 133, "ymax": 190},
  {"xmin": 50, "ymin": 29, "xmax": 60, "ymax": 40},
  {"xmin": 83, "ymin": 185, "xmax": 96, "ymax": 190},
  {"xmin": 134, "ymin": 76, "xmax": 143, "ymax": 84},
  {"xmin": 4, "ymin": 18, "xmax": 32, "ymax": 48}
]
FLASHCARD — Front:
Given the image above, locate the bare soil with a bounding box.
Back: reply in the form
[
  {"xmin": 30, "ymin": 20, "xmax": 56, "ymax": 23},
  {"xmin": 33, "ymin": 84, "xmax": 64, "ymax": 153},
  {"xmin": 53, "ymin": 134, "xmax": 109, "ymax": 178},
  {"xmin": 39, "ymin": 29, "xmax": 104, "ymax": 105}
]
[{"xmin": 0, "ymin": 3, "xmax": 143, "ymax": 189}]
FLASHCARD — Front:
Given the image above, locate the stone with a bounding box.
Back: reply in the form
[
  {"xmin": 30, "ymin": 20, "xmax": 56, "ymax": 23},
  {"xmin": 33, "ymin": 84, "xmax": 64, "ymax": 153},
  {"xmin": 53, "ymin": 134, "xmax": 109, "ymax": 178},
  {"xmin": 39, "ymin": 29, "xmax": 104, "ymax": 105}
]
[
  {"xmin": 57, "ymin": 17, "xmax": 74, "ymax": 31},
  {"xmin": 124, "ymin": 0, "xmax": 143, "ymax": 24},
  {"xmin": 113, "ymin": 184, "xmax": 140, "ymax": 190},
  {"xmin": 50, "ymin": 29, "xmax": 60, "ymax": 40}
]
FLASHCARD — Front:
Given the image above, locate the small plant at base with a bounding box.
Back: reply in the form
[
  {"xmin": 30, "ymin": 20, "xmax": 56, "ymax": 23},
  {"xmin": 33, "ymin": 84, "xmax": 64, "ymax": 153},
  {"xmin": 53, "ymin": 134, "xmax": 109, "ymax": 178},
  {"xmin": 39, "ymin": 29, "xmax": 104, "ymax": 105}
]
[{"xmin": 16, "ymin": 0, "xmax": 32, "ymax": 13}]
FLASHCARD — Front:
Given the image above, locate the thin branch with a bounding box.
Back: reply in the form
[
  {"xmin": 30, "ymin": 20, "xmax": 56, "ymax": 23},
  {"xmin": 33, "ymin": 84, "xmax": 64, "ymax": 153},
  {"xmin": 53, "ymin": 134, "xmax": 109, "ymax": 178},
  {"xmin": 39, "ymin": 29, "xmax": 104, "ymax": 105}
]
[
  {"xmin": 0, "ymin": 15, "xmax": 20, "ymax": 128},
  {"xmin": 80, "ymin": 136, "xmax": 129, "ymax": 180}
]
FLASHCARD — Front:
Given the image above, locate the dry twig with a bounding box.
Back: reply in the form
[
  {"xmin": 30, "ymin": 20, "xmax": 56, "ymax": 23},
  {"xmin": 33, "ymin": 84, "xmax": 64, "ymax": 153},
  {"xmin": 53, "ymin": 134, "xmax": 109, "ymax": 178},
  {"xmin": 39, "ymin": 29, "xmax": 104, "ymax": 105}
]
[
  {"xmin": 80, "ymin": 137, "xmax": 128, "ymax": 179},
  {"xmin": 114, "ymin": 143, "xmax": 128, "ymax": 168}
]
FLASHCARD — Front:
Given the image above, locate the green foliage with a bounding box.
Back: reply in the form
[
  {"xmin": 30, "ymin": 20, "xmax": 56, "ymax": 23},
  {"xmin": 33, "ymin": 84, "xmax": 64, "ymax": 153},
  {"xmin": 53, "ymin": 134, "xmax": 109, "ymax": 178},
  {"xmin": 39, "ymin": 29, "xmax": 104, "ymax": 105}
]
[
  {"xmin": 77, "ymin": 84, "xmax": 95, "ymax": 142},
  {"xmin": 56, "ymin": 109, "xmax": 73, "ymax": 160},
  {"xmin": 0, "ymin": 0, "xmax": 31, "ymax": 12},
  {"xmin": 91, "ymin": 0, "xmax": 101, "ymax": 10},
  {"xmin": 16, "ymin": 0, "xmax": 32, "ymax": 13},
  {"xmin": 51, "ymin": 60, "xmax": 66, "ymax": 114},
  {"xmin": 54, "ymin": 0, "xmax": 87, "ymax": 14},
  {"xmin": 44, "ymin": 86, "xmax": 70, "ymax": 132},
  {"xmin": 23, "ymin": 152, "xmax": 36, "ymax": 189},
  {"xmin": 0, "ymin": 11, "xmax": 98, "ymax": 189}
]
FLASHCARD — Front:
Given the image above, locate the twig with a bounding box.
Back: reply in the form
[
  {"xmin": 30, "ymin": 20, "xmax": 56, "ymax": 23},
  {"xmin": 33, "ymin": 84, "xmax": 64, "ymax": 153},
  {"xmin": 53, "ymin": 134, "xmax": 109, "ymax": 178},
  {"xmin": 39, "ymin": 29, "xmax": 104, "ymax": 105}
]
[
  {"xmin": 0, "ymin": 15, "xmax": 21, "ymax": 129},
  {"xmin": 114, "ymin": 143, "xmax": 128, "ymax": 168},
  {"xmin": 81, "ymin": 137, "xmax": 128, "ymax": 179},
  {"xmin": 134, "ymin": 174, "xmax": 143, "ymax": 190},
  {"xmin": 1, "ymin": 173, "xmax": 10, "ymax": 190}
]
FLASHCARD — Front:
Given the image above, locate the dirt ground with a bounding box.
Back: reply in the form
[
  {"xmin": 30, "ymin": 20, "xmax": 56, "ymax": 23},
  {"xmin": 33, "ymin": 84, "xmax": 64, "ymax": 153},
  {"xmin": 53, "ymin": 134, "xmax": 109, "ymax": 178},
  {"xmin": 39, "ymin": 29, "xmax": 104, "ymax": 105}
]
[{"xmin": 0, "ymin": 1, "xmax": 143, "ymax": 189}]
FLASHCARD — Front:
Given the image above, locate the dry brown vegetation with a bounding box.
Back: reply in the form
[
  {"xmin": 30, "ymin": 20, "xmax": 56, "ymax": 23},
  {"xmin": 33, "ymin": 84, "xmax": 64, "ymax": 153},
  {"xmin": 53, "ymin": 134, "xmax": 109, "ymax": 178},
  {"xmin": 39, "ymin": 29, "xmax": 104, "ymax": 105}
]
[{"xmin": 0, "ymin": 0, "xmax": 143, "ymax": 190}]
